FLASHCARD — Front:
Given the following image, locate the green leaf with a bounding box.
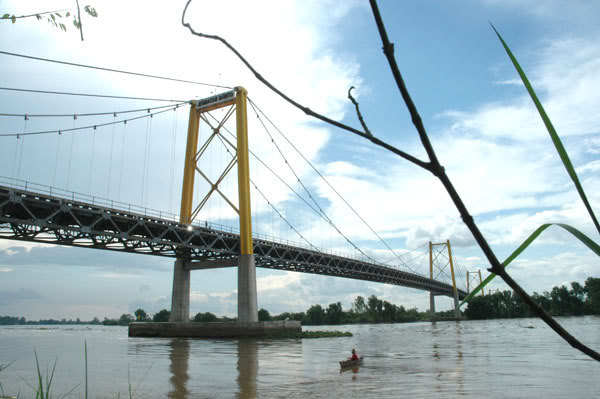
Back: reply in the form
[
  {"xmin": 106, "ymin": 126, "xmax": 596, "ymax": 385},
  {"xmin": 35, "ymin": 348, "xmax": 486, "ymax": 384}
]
[
  {"xmin": 36, "ymin": 14, "xmax": 41, "ymax": 20},
  {"xmin": 491, "ymin": 24, "xmax": 600, "ymax": 236},
  {"xmin": 84, "ymin": 5, "xmax": 98, "ymax": 17},
  {"xmin": 55, "ymin": 12, "xmax": 62, "ymax": 18},
  {"xmin": 50, "ymin": 13, "xmax": 55, "ymax": 21},
  {"xmin": 458, "ymin": 223, "xmax": 600, "ymax": 308},
  {"xmin": 2, "ymin": 14, "xmax": 10, "ymax": 19},
  {"xmin": 73, "ymin": 19, "xmax": 80, "ymax": 29},
  {"xmin": 66, "ymin": 12, "xmax": 70, "ymax": 17},
  {"xmin": 59, "ymin": 23, "xmax": 66, "ymax": 31}
]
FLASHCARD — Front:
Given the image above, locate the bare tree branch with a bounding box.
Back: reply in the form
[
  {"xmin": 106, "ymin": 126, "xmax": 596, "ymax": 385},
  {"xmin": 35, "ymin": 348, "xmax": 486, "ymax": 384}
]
[
  {"xmin": 368, "ymin": 0, "xmax": 600, "ymax": 362},
  {"xmin": 180, "ymin": 0, "xmax": 431, "ymax": 172},
  {"xmin": 76, "ymin": 0, "xmax": 83, "ymax": 41},
  {"xmin": 0, "ymin": 9, "xmax": 71, "ymax": 20},
  {"xmin": 180, "ymin": 0, "xmax": 600, "ymax": 362},
  {"xmin": 347, "ymin": 86, "xmax": 372, "ymax": 136}
]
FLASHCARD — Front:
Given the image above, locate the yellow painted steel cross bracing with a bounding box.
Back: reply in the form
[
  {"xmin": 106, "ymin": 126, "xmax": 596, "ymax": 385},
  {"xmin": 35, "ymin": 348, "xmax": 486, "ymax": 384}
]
[
  {"xmin": 179, "ymin": 87, "xmax": 253, "ymax": 255},
  {"xmin": 429, "ymin": 240, "xmax": 461, "ymax": 313}
]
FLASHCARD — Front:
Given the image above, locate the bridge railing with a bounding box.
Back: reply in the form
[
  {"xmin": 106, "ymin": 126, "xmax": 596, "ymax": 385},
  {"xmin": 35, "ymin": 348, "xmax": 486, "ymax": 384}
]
[{"xmin": 0, "ymin": 176, "xmax": 425, "ymax": 276}]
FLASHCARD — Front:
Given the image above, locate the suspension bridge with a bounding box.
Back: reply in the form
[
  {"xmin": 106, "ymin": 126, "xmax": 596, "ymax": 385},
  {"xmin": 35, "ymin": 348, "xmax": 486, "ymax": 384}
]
[{"xmin": 0, "ymin": 52, "xmax": 469, "ymax": 327}]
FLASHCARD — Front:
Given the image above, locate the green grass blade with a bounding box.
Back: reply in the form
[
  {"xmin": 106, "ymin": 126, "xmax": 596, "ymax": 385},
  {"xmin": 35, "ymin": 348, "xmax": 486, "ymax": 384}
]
[
  {"xmin": 33, "ymin": 349, "xmax": 44, "ymax": 399},
  {"xmin": 85, "ymin": 340, "xmax": 88, "ymax": 399},
  {"xmin": 491, "ymin": 24, "xmax": 600, "ymax": 236},
  {"xmin": 46, "ymin": 356, "xmax": 58, "ymax": 398},
  {"xmin": 128, "ymin": 366, "xmax": 132, "ymax": 399},
  {"xmin": 459, "ymin": 223, "xmax": 600, "ymax": 307},
  {"xmin": 0, "ymin": 360, "xmax": 15, "ymax": 396}
]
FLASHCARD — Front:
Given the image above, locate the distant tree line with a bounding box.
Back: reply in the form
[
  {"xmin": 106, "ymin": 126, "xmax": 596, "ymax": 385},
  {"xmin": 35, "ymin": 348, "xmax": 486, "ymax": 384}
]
[
  {"xmin": 0, "ymin": 316, "xmax": 102, "ymax": 325},
  {"xmin": 102, "ymin": 295, "xmax": 429, "ymax": 327},
  {"xmin": 4, "ymin": 278, "xmax": 596, "ymax": 326},
  {"xmin": 257, "ymin": 295, "xmax": 426, "ymax": 325},
  {"xmin": 465, "ymin": 277, "xmax": 600, "ymax": 319}
]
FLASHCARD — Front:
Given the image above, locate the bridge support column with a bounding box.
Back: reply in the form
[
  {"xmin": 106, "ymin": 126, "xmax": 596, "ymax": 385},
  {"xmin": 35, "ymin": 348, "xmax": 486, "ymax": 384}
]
[
  {"xmin": 170, "ymin": 259, "xmax": 190, "ymax": 322},
  {"xmin": 446, "ymin": 240, "xmax": 461, "ymax": 319},
  {"xmin": 452, "ymin": 293, "xmax": 460, "ymax": 318},
  {"xmin": 429, "ymin": 291, "xmax": 436, "ymax": 320},
  {"xmin": 238, "ymin": 254, "xmax": 258, "ymax": 322}
]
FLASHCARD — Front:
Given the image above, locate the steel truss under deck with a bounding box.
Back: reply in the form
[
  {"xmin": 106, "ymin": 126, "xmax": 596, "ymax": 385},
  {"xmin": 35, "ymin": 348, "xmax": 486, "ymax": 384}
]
[{"xmin": 0, "ymin": 185, "xmax": 466, "ymax": 299}]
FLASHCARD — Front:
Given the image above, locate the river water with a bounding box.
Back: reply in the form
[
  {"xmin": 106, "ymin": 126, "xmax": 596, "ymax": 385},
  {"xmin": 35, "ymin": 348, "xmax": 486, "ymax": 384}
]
[{"xmin": 1, "ymin": 317, "xmax": 599, "ymax": 398}]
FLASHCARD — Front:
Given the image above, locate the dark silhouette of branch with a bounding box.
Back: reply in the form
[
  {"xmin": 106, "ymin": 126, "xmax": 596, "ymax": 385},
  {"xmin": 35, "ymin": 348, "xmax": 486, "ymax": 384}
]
[
  {"xmin": 180, "ymin": 0, "xmax": 431, "ymax": 172},
  {"xmin": 368, "ymin": 0, "xmax": 600, "ymax": 362},
  {"xmin": 180, "ymin": 0, "xmax": 600, "ymax": 361},
  {"xmin": 76, "ymin": 0, "xmax": 83, "ymax": 41},
  {"xmin": 347, "ymin": 86, "xmax": 372, "ymax": 136},
  {"xmin": 0, "ymin": 9, "xmax": 71, "ymax": 20}
]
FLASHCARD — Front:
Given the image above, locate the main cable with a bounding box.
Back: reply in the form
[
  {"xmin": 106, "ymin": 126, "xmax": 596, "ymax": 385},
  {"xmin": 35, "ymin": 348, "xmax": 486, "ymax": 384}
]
[
  {"xmin": 0, "ymin": 102, "xmax": 188, "ymax": 118},
  {"xmin": 0, "ymin": 105, "xmax": 180, "ymax": 137},
  {"xmin": 0, "ymin": 50, "xmax": 233, "ymax": 89},
  {"xmin": 0, "ymin": 87, "xmax": 187, "ymax": 102}
]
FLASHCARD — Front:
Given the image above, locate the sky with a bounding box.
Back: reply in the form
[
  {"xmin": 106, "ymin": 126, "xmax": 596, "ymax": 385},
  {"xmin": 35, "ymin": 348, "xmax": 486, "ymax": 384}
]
[{"xmin": 0, "ymin": 0, "xmax": 598, "ymax": 320}]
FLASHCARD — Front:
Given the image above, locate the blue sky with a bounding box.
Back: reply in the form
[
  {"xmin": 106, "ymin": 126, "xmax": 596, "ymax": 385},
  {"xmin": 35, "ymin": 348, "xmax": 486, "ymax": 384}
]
[{"xmin": 0, "ymin": 0, "xmax": 598, "ymax": 320}]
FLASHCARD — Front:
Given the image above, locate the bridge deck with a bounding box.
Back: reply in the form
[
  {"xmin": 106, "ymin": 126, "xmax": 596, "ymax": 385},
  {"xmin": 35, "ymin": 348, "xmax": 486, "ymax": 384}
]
[{"xmin": 0, "ymin": 185, "xmax": 467, "ymax": 299}]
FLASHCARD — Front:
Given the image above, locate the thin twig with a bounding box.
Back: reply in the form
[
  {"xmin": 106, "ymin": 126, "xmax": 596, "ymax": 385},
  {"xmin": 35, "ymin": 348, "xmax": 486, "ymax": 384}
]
[
  {"xmin": 76, "ymin": 0, "xmax": 83, "ymax": 41},
  {"xmin": 0, "ymin": 9, "xmax": 72, "ymax": 20},
  {"xmin": 347, "ymin": 86, "xmax": 372, "ymax": 136},
  {"xmin": 368, "ymin": 0, "xmax": 600, "ymax": 362},
  {"xmin": 180, "ymin": 0, "xmax": 432, "ymax": 172}
]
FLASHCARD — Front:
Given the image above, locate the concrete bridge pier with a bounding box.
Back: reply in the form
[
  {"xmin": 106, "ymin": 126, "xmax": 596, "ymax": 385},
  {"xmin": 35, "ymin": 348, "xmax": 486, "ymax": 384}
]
[
  {"xmin": 170, "ymin": 258, "xmax": 190, "ymax": 322},
  {"xmin": 429, "ymin": 291, "xmax": 436, "ymax": 320},
  {"xmin": 453, "ymin": 290, "xmax": 460, "ymax": 318},
  {"xmin": 238, "ymin": 254, "xmax": 258, "ymax": 322}
]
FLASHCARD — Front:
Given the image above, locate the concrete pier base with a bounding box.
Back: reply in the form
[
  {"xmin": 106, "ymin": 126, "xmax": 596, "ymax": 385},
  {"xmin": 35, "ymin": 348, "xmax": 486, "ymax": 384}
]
[
  {"xmin": 452, "ymin": 290, "xmax": 461, "ymax": 318},
  {"xmin": 238, "ymin": 254, "xmax": 258, "ymax": 322},
  {"xmin": 429, "ymin": 291, "xmax": 436, "ymax": 320},
  {"xmin": 170, "ymin": 259, "xmax": 190, "ymax": 322},
  {"xmin": 128, "ymin": 320, "xmax": 301, "ymax": 338}
]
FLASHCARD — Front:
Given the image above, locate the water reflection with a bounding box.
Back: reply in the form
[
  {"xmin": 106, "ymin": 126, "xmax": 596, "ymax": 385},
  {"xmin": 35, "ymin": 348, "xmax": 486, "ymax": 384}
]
[
  {"xmin": 237, "ymin": 339, "xmax": 258, "ymax": 399},
  {"xmin": 429, "ymin": 321, "xmax": 466, "ymax": 396},
  {"xmin": 168, "ymin": 339, "xmax": 190, "ymax": 399}
]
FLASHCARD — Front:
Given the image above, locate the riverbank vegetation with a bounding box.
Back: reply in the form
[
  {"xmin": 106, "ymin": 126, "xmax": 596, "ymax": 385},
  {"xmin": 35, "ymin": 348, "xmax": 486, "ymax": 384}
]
[
  {"xmin": 2, "ymin": 278, "xmax": 597, "ymax": 326},
  {"xmin": 465, "ymin": 277, "xmax": 600, "ymax": 320}
]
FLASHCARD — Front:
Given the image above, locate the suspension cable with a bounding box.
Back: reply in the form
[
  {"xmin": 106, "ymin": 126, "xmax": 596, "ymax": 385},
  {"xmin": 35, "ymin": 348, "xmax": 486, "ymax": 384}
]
[
  {"xmin": 118, "ymin": 120, "xmax": 127, "ymax": 201},
  {"xmin": 0, "ymin": 86, "xmax": 187, "ymax": 102},
  {"xmin": 16, "ymin": 117, "xmax": 28, "ymax": 181},
  {"xmin": 246, "ymin": 100, "xmax": 418, "ymax": 273},
  {"xmin": 0, "ymin": 105, "xmax": 180, "ymax": 137},
  {"xmin": 66, "ymin": 117, "xmax": 76, "ymax": 190},
  {"xmin": 52, "ymin": 130, "xmax": 62, "ymax": 187},
  {"xmin": 168, "ymin": 107, "xmax": 178, "ymax": 213},
  {"xmin": 208, "ymin": 112, "xmax": 403, "ymax": 267},
  {"xmin": 248, "ymin": 97, "xmax": 416, "ymax": 272},
  {"xmin": 87, "ymin": 125, "xmax": 97, "ymax": 194},
  {"xmin": 0, "ymin": 50, "xmax": 233, "ymax": 89},
  {"xmin": 106, "ymin": 114, "xmax": 117, "ymax": 198},
  {"xmin": 0, "ymin": 101, "xmax": 188, "ymax": 118}
]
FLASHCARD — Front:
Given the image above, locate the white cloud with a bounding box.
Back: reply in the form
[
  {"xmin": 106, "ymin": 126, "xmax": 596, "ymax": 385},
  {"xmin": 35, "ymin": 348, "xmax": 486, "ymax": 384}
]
[
  {"xmin": 0, "ymin": 267, "xmax": 13, "ymax": 272},
  {"xmin": 97, "ymin": 272, "xmax": 141, "ymax": 279}
]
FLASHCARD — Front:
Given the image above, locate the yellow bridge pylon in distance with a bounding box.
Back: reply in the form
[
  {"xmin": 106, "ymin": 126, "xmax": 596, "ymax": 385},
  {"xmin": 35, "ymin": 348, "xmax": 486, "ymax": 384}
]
[
  {"xmin": 466, "ymin": 269, "xmax": 484, "ymax": 297},
  {"xmin": 429, "ymin": 240, "xmax": 460, "ymax": 318}
]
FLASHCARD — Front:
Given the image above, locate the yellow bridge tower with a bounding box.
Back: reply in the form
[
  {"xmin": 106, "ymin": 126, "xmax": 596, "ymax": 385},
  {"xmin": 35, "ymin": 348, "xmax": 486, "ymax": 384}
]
[{"xmin": 170, "ymin": 87, "xmax": 257, "ymax": 322}]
